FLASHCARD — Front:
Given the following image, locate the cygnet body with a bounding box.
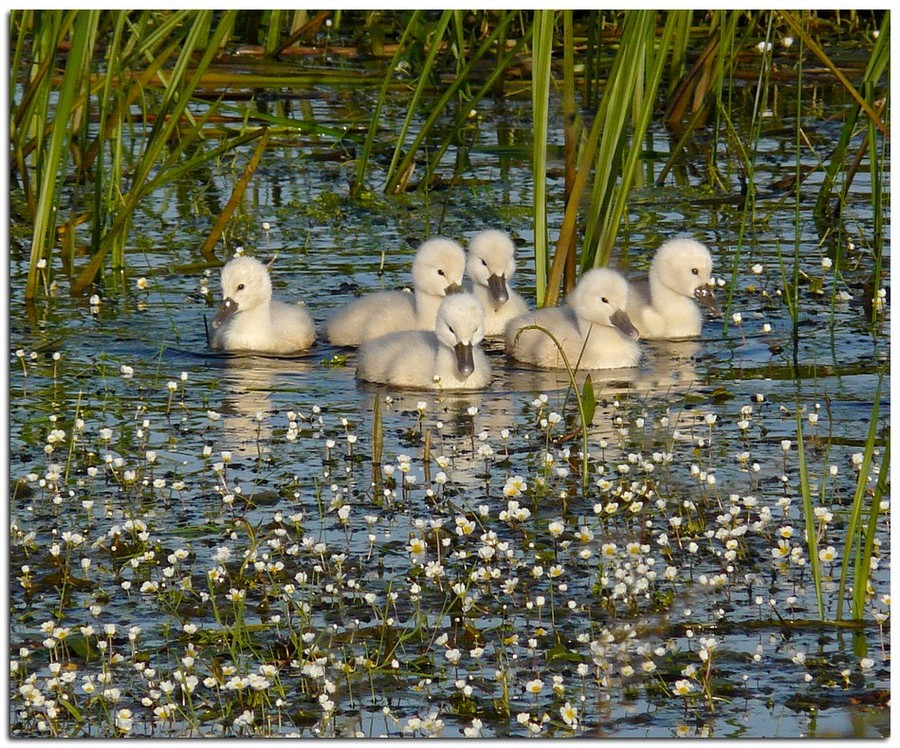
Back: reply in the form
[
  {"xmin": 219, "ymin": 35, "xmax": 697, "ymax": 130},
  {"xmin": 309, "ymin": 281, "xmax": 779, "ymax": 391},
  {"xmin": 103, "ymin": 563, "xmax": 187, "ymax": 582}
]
[
  {"xmin": 357, "ymin": 293, "xmax": 491, "ymax": 390},
  {"xmin": 209, "ymin": 255, "xmax": 315, "ymax": 354},
  {"xmin": 626, "ymin": 238, "xmax": 720, "ymax": 339},
  {"xmin": 325, "ymin": 238, "xmax": 466, "ymax": 346},
  {"xmin": 505, "ymin": 268, "xmax": 641, "ymax": 369},
  {"xmin": 463, "ymin": 229, "xmax": 529, "ymax": 336}
]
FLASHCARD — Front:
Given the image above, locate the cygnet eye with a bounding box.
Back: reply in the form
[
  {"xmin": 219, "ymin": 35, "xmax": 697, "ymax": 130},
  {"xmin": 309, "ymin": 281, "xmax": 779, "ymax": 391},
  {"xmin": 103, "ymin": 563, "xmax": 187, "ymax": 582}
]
[
  {"xmin": 601, "ymin": 296, "xmax": 609, "ymax": 304},
  {"xmin": 447, "ymin": 324, "xmax": 455, "ymax": 335},
  {"xmin": 481, "ymin": 259, "xmax": 488, "ymax": 267},
  {"xmin": 237, "ymin": 283, "xmax": 245, "ymax": 291},
  {"xmin": 437, "ymin": 269, "xmax": 446, "ymax": 276},
  {"xmin": 691, "ymin": 268, "xmax": 699, "ymax": 276}
]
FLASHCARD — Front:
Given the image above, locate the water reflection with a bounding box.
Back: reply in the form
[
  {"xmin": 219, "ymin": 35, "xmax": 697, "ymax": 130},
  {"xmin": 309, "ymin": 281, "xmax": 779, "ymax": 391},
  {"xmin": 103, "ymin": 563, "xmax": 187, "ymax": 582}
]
[
  {"xmin": 215, "ymin": 352, "xmax": 318, "ymax": 454},
  {"xmin": 500, "ymin": 337, "xmax": 702, "ymax": 401}
]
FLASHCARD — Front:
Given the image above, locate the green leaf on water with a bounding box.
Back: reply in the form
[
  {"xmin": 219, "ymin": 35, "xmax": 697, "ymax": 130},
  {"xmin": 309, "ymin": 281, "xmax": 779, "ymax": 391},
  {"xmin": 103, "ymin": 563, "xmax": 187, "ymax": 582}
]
[
  {"xmin": 65, "ymin": 633, "xmax": 95, "ymax": 661},
  {"xmin": 546, "ymin": 638, "xmax": 582, "ymax": 664},
  {"xmin": 580, "ymin": 373, "xmax": 597, "ymax": 426},
  {"xmin": 709, "ymin": 386, "xmax": 735, "ymax": 402},
  {"xmin": 56, "ymin": 692, "xmax": 84, "ymax": 722}
]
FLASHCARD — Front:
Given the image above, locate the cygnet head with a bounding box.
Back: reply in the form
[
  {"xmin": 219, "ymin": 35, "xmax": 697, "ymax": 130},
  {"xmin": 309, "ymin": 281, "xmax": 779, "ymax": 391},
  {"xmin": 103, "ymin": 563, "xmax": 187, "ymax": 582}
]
[
  {"xmin": 467, "ymin": 229, "xmax": 516, "ymax": 304},
  {"xmin": 652, "ymin": 238, "xmax": 720, "ymax": 313},
  {"xmin": 211, "ymin": 256, "xmax": 272, "ymax": 330},
  {"xmin": 412, "ymin": 238, "xmax": 466, "ymax": 298},
  {"xmin": 567, "ymin": 268, "xmax": 640, "ymax": 339},
  {"xmin": 434, "ymin": 293, "xmax": 485, "ymax": 378}
]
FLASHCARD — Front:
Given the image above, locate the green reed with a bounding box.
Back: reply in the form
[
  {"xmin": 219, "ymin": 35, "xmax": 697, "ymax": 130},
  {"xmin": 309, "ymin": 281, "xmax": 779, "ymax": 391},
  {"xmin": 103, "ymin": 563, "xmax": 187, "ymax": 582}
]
[
  {"xmin": 11, "ymin": 10, "xmax": 248, "ymax": 299},
  {"xmin": 544, "ymin": 11, "xmax": 686, "ymax": 306},
  {"xmin": 795, "ymin": 409, "xmax": 824, "ymax": 620},
  {"xmin": 531, "ymin": 11, "xmax": 553, "ymax": 306},
  {"xmin": 10, "ymin": 10, "xmax": 888, "ymax": 307},
  {"xmin": 835, "ymin": 376, "xmax": 888, "ymax": 621}
]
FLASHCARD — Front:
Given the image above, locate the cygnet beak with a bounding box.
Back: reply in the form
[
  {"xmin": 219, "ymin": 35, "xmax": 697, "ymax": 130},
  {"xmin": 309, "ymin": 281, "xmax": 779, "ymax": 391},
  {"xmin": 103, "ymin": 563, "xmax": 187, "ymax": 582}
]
[
  {"xmin": 453, "ymin": 341, "xmax": 475, "ymax": 378},
  {"xmin": 211, "ymin": 297, "xmax": 239, "ymax": 330},
  {"xmin": 487, "ymin": 273, "xmax": 509, "ymax": 304},
  {"xmin": 444, "ymin": 281, "xmax": 463, "ymax": 295},
  {"xmin": 610, "ymin": 309, "xmax": 640, "ymax": 340},
  {"xmin": 694, "ymin": 285, "xmax": 721, "ymax": 315}
]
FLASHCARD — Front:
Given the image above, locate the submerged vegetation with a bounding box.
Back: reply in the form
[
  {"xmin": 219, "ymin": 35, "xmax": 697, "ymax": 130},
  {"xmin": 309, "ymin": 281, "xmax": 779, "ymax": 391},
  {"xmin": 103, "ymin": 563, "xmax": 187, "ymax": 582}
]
[{"xmin": 8, "ymin": 9, "xmax": 890, "ymax": 739}]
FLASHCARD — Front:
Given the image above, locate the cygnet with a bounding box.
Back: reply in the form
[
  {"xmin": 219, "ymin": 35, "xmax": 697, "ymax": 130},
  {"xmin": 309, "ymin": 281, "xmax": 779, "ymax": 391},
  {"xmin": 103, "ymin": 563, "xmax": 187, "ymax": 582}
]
[
  {"xmin": 209, "ymin": 255, "xmax": 315, "ymax": 354},
  {"xmin": 464, "ymin": 229, "xmax": 529, "ymax": 336},
  {"xmin": 505, "ymin": 268, "xmax": 640, "ymax": 369},
  {"xmin": 325, "ymin": 237, "xmax": 466, "ymax": 346},
  {"xmin": 626, "ymin": 237, "xmax": 720, "ymax": 339},
  {"xmin": 357, "ymin": 292, "xmax": 491, "ymax": 390}
]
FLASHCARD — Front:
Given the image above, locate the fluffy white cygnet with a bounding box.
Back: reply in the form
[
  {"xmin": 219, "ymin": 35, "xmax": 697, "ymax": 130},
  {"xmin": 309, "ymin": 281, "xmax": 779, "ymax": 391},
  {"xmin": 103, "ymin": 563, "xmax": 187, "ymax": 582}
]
[
  {"xmin": 356, "ymin": 293, "xmax": 491, "ymax": 390},
  {"xmin": 209, "ymin": 255, "xmax": 315, "ymax": 354},
  {"xmin": 505, "ymin": 268, "xmax": 641, "ymax": 369},
  {"xmin": 325, "ymin": 238, "xmax": 466, "ymax": 346},
  {"xmin": 626, "ymin": 237, "xmax": 720, "ymax": 339},
  {"xmin": 463, "ymin": 229, "xmax": 529, "ymax": 336}
]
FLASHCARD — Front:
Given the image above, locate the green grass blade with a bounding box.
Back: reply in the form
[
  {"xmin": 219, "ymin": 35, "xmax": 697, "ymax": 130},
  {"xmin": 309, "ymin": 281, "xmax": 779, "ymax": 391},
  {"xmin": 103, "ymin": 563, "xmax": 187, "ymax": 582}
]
[
  {"xmin": 835, "ymin": 376, "xmax": 883, "ymax": 621},
  {"xmin": 72, "ymin": 10, "xmax": 240, "ymax": 294},
  {"xmin": 812, "ymin": 11, "xmax": 889, "ymax": 221},
  {"xmin": 419, "ymin": 13, "xmax": 525, "ymax": 188},
  {"xmin": 796, "ymin": 409, "xmax": 824, "ymax": 620},
  {"xmin": 593, "ymin": 11, "xmax": 681, "ymax": 268},
  {"xmin": 383, "ymin": 11, "xmax": 454, "ymax": 194},
  {"xmin": 779, "ymin": 11, "xmax": 888, "ymax": 135},
  {"xmin": 852, "ymin": 437, "xmax": 889, "ymax": 619},
  {"xmin": 265, "ymin": 10, "xmax": 282, "ymax": 58},
  {"xmin": 531, "ymin": 10, "xmax": 554, "ymax": 306},
  {"xmin": 26, "ymin": 10, "xmax": 98, "ymax": 300},
  {"xmin": 350, "ymin": 11, "xmax": 422, "ymax": 197}
]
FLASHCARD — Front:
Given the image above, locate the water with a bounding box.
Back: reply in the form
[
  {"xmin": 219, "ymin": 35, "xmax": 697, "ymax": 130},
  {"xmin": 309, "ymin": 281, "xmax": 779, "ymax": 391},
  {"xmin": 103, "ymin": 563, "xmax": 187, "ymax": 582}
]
[{"xmin": 8, "ymin": 45, "xmax": 889, "ymax": 738}]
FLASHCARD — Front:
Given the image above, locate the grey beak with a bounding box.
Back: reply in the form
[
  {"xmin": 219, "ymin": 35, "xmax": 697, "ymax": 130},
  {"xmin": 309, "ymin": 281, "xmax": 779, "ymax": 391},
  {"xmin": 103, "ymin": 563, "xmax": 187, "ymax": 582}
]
[
  {"xmin": 211, "ymin": 297, "xmax": 239, "ymax": 330},
  {"xmin": 487, "ymin": 273, "xmax": 509, "ymax": 304},
  {"xmin": 454, "ymin": 341, "xmax": 475, "ymax": 378},
  {"xmin": 694, "ymin": 285, "xmax": 720, "ymax": 315},
  {"xmin": 444, "ymin": 281, "xmax": 463, "ymax": 295},
  {"xmin": 610, "ymin": 308, "xmax": 640, "ymax": 340}
]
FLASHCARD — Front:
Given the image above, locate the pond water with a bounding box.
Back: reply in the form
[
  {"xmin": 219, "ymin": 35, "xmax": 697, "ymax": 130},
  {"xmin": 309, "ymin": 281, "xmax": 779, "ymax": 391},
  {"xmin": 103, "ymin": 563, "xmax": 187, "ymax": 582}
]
[{"xmin": 9, "ymin": 38, "xmax": 890, "ymax": 738}]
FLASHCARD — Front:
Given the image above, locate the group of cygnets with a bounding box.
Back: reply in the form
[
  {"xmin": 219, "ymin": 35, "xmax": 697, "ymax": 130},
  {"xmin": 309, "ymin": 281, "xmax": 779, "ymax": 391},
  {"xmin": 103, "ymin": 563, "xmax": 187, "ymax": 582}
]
[{"xmin": 209, "ymin": 230, "xmax": 720, "ymax": 390}]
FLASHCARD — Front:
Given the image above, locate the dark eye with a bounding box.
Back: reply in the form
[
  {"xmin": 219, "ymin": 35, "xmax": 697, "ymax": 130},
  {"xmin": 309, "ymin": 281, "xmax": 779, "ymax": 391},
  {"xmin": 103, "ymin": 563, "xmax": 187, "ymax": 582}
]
[
  {"xmin": 237, "ymin": 283, "xmax": 245, "ymax": 290},
  {"xmin": 691, "ymin": 268, "xmax": 699, "ymax": 276},
  {"xmin": 447, "ymin": 325, "xmax": 455, "ymax": 335},
  {"xmin": 601, "ymin": 296, "xmax": 609, "ymax": 304},
  {"xmin": 437, "ymin": 269, "xmax": 445, "ymax": 276},
  {"xmin": 481, "ymin": 259, "xmax": 488, "ymax": 267}
]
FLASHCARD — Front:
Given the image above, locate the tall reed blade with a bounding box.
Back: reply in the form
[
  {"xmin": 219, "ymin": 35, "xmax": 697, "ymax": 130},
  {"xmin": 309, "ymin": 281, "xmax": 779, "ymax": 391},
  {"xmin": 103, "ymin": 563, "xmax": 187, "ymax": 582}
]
[
  {"xmin": 835, "ymin": 376, "xmax": 884, "ymax": 621},
  {"xmin": 25, "ymin": 11, "xmax": 97, "ymax": 300},
  {"xmin": 812, "ymin": 11, "xmax": 889, "ymax": 222},
  {"xmin": 383, "ymin": 11, "xmax": 453, "ymax": 195},
  {"xmin": 546, "ymin": 11, "xmax": 686, "ymax": 306},
  {"xmin": 852, "ymin": 438, "xmax": 889, "ymax": 620},
  {"xmin": 350, "ymin": 11, "xmax": 422, "ymax": 197},
  {"xmin": 796, "ymin": 410, "xmax": 825, "ymax": 620},
  {"xmin": 531, "ymin": 10, "xmax": 554, "ymax": 306},
  {"xmin": 72, "ymin": 10, "xmax": 239, "ymax": 295}
]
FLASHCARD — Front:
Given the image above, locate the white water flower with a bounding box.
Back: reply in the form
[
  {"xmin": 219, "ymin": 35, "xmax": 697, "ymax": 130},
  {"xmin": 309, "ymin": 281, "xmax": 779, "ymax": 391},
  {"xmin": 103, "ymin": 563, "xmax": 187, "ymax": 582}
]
[
  {"xmin": 525, "ymin": 678, "xmax": 543, "ymax": 694},
  {"xmin": 673, "ymin": 679, "xmax": 695, "ymax": 695},
  {"xmin": 560, "ymin": 702, "xmax": 578, "ymax": 727},
  {"xmin": 463, "ymin": 718, "xmax": 483, "ymax": 737}
]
